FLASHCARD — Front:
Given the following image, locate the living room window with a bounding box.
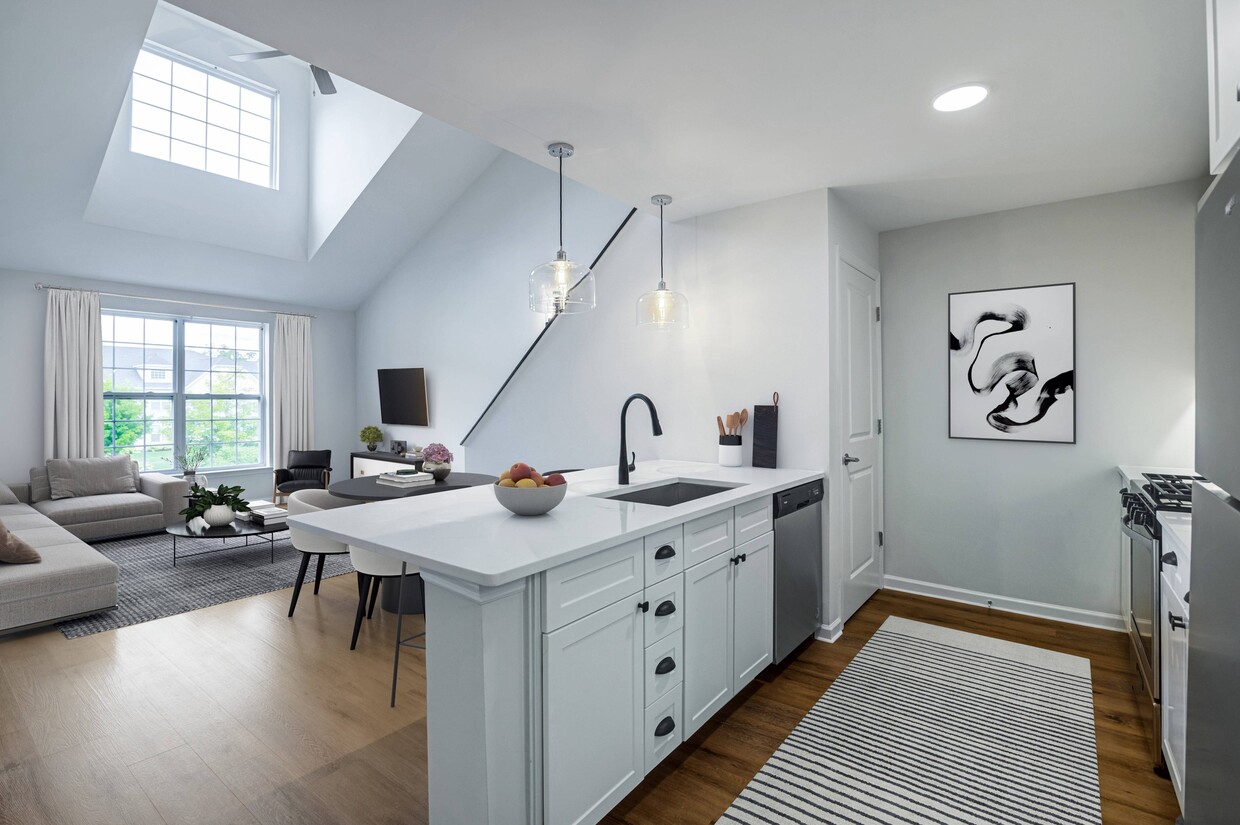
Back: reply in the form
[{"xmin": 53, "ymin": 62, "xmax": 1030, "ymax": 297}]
[
  {"xmin": 102, "ymin": 312, "xmax": 267, "ymax": 473},
  {"xmin": 130, "ymin": 44, "xmax": 277, "ymax": 188}
]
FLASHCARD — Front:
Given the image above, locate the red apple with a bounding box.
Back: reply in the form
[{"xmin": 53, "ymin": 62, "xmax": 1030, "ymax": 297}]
[
  {"xmin": 544, "ymin": 473, "xmax": 566, "ymax": 487},
  {"xmin": 509, "ymin": 462, "xmax": 533, "ymax": 482}
]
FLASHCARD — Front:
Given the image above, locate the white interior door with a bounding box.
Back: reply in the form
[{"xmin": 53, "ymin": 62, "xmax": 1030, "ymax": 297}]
[{"xmin": 838, "ymin": 257, "xmax": 883, "ymax": 622}]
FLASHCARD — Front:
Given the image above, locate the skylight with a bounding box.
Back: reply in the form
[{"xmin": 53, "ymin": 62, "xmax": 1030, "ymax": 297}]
[{"xmin": 130, "ymin": 44, "xmax": 277, "ymax": 188}]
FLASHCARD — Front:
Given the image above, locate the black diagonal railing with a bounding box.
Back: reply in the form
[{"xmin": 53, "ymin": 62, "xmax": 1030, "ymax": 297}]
[{"xmin": 460, "ymin": 206, "xmax": 639, "ymax": 445}]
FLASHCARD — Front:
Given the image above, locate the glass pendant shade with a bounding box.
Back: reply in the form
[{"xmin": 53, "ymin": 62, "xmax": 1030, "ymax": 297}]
[
  {"xmin": 530, "ymin": 250, "xmax": 595, "ymax": 314},
  {"xmin": 637, "ymin": 283, "xmax": 689, "ymax": 328}
]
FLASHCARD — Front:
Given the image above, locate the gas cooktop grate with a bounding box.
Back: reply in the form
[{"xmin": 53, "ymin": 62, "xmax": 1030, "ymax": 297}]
[{"xmin": 1142, "ymin": 473, "xmax": 1206, "ymax": 512}]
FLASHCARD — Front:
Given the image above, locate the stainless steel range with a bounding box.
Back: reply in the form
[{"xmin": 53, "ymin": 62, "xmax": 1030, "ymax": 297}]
[{"xmin": 1118, "ymin": 472, "xmax": 1201, "ymax": 774}]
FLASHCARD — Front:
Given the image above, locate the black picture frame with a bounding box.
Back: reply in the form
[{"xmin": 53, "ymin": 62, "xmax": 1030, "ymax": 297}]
[
  {"xmin": 390, "ymin": 440, "xmax": 407, "ymax": 457},
  {"xmin": 947, "ymin": 280, "xmax": 1076, "ymax": 441}
]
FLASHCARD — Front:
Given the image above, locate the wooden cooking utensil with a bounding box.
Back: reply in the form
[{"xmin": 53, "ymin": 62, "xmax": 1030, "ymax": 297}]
[
  {"xmin": 717, "ymin": 415, "xmax": 726, "ymax": 437},
  {"xmin": 740, "ymin": 408, "xmax": 749, "ymax": 432},
  {"xmin": 725, "ymin": 413, "xmax": 738, "ymax": 435}
]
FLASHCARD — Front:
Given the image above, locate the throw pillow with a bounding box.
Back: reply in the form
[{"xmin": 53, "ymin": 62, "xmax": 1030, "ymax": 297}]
[
  {"xmin": 29, "ymin": 466, "xmax": 51, "ymax": 502},
  {"xmin": 0, "ymin": 521, "xmax": 40, "ymax": 564},
  {"xmin": 0, "ymin": 482, "xmax": 17, "ymax": 505},
  {"xmin": 47, "ymin": 456, "xmax": 138, "ymax": 500}
]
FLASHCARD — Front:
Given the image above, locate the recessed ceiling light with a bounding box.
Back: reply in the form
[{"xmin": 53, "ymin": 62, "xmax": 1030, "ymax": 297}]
[{"xmin": 933, "ymin": 84, "xmax": 989, "ymax": 112}]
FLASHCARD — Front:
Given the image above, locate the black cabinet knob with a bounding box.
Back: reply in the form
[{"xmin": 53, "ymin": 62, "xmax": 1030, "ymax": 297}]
[
  {"xmin": 654, "ymin": 544, "xmax": 676, "ymax": 560},
  {"xmin": 638, "ymin": 601, "xmax": 650, "ymax": 613},
  {"xmin": 654, "ymin": 600, "xmax": 676, "ymax": 617},
  {"xmin": 654, "ymin": 716, "xmax": 676, "ymax": 737},
  {"xmin": 1168, "ymin": 612, "xmax": 1188, "ymax": 632},
  {"xmin": 655, "ymin": 656, "xmax": 676, "ymax": 675}
]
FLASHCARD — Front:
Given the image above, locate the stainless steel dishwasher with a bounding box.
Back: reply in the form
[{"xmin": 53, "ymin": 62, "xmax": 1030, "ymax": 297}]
[{"xmin": 773, "ymin": 479, "xmax": 824, "ymax": 663}]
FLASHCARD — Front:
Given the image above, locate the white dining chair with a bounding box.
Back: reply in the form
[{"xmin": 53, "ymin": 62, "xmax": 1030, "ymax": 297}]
[{"xmin": 286, "ymin": 489, "xmax": 360, "ymax": 617}]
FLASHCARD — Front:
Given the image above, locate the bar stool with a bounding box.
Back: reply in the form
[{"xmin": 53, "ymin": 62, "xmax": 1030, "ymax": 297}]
[{"xmin": 348, "ymin": 547, "xmax": 425, "ymax": 707}]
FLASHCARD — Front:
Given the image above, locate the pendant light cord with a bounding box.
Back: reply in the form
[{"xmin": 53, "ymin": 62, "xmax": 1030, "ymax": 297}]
[
  {"xmin": 559, "ymin": 154, "xmax": 564, "ymax": 250},
  {"xmin": 659, "ymin": 201, "xmax": 665, "ymax": 285}
]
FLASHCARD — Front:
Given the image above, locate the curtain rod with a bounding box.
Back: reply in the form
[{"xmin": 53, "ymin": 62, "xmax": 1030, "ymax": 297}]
[{"xmin": 33, "ymin": 283, "xmax": 316, "ymax": 319}]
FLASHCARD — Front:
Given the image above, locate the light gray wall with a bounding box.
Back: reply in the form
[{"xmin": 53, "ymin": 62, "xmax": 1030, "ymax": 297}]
[
  {"xmin": 0, "ymin": 269, "xmax": 356, "ymax": 501},
  {"xmin": 878, "ymin": 180, "xmax": 1202, "ymax": 620}
]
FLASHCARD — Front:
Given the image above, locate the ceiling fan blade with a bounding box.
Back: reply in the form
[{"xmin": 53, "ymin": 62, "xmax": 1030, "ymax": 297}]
[
  {"xmin": 310, "ymin": 65, "xmax": 337, "ymax": 95},
  {"xmin": 230, "ymin": 49, "xmax": 287, "ymax": 62}
]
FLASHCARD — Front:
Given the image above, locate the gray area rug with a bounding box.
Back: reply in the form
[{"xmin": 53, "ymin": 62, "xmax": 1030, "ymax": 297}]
[
  {"xmin": 57, "ymin": 530, "xmax": 354, "ymax": 639},
  {"xmin": 720, "ymin": 616, "xmax": 1102, "ymax": 824}
]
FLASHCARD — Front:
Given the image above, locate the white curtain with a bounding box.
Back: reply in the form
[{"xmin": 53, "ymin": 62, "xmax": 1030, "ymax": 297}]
[
  {"xmin": 44, "ymin": 289, "xmax": 104, "ymax": 460},
  {"xmin": 271, "ymin": 313, "xmax": 315, "ymax": 465}
]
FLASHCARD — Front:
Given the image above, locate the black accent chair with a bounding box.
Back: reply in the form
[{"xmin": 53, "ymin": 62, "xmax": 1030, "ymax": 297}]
[{"xmin": 272, "ymin": 450, "xmax": 332, "ymax": 504}]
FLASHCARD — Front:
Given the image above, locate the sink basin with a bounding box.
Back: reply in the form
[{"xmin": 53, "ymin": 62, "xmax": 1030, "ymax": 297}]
[{"xmin": 595, "ymin": 480, "xmax": 738, "ymax": 507}]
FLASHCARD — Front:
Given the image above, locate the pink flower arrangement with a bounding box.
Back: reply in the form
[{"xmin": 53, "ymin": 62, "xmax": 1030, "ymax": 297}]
[{"xmin": 422, "ymin": 443, "xmax": 453, "ymax": 464}]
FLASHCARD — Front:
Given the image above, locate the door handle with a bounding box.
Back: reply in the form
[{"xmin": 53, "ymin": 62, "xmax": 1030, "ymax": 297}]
[
  {"xmin": 1168, "ymin": 612, "xmax": 1188, "ymax": 632},
  {"xmin": 654, "ymin": 600, "xmax": 676, "ymax": 617},
  {"xmin": 843, "ymin": 453, "xmax": 860, "ymax": 465},
  {"xmin": 654, "ymin": 716, "xmax": 676, "ymax": 737},
  {"xmin": 655, "ymin": 656, "xmax": 676, "ymax": 675},
  {"xmin": 654, "ymin": 544, "xmax": 676, "ymax": 560}
]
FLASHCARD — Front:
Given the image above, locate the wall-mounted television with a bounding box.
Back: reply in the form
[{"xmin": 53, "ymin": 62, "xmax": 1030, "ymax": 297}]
[{"xmin": 378, "ymin": 368, "xmax": 429, "ymax": 426}]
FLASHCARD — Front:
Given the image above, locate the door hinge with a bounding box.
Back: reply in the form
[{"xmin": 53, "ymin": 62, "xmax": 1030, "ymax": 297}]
[
  {"xmin": 875, "ymin": 306, "xmax": 881, "ymax": 322},
  {"xmin": 878, "ymin": 531, "xmax": 884, "ymax": 547},
  {"xmin": 877, "ymin": 418, "xmax": 882, "ymax": 435}
]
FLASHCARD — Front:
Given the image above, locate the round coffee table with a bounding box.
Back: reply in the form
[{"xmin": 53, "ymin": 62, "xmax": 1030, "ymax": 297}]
[{"xmin": 165, "ymin": 519, "xmax": 289, "ymax": 566}]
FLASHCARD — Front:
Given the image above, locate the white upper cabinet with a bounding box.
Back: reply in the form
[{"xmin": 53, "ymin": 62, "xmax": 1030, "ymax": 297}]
[{"xmin": 1207, "ymin": 0, "xmax": 1240, "ymax": 172}]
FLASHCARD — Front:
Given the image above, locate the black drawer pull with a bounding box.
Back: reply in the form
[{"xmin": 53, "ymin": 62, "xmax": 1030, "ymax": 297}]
[
  {"xmin": 654, "ymin": 716, "xmax": 676, "ymax": 737},
  {"xmin": 654, "ymin": 544, "xmax": 676, "ymax": 560},
  {"xmin": 654, "ymin": 600, "xmax": 676, "ymax": 617},
  {"xmin": 655, "ymin": 656, "xmax": 676, "ymax": 675},
  {"xmin": 638, "ymin": 601, "xmax": 649, "ymax": 613},
  {"xmin": 1168, "ymin": 612, "xmax": 1188, "ymax": 631}
]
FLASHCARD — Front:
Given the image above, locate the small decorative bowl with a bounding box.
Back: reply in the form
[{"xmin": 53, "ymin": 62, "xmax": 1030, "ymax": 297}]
[{"xmin": 493, "ymin": 482, "xmax": 567, "ymax": 516}]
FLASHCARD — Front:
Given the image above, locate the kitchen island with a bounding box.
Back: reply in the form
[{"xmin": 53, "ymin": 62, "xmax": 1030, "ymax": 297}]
[{"xmin": 291, "ymin": 460, "xmax": 824, "ymax": 825}]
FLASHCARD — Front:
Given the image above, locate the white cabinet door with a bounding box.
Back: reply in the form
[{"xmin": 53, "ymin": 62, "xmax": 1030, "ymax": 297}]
[
  {"xmin": 544, "ymin": 594, "xmax": 645, "ymax": 825},
  {"xmin": 1160, "ymin": 575, "xmax": 1188, "ymax": 810},
  {"xmin": 682, "ymin": 550, "xmax": 734, "ymax": 737},
  {"xmin": 732, "ymin": 532, "xmax": 774, "ymax": 692},
  {"xmin": 1209, "ymin": 0, "xmax": 1240, "ymax": 172}
]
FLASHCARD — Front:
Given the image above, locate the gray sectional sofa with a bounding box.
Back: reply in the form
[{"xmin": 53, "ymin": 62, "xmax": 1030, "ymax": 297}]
[{"xmin": 0, "ymin": 457, "xmax": 189, "ymax": 634}]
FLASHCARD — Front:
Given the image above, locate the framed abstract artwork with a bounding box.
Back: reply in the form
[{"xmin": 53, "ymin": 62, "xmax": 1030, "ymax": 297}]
[{"xmin": 948, "ymin": 282, "xmax": 1075, "ymax": 443}]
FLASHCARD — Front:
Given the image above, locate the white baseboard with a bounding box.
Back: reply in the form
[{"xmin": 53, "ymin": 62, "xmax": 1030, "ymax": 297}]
[
  {"xmin": 882, "ymin": 576, "xmax": 1125, "ymax": 633},
  {"xmin": 815, "ymin": 619, "xmax": 842, "ymax": 643}
]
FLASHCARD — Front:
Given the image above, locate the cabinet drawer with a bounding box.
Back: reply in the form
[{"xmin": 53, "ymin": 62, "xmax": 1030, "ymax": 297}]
[
  {"xmin": 643, "ymin": 574, "xmax": 683, "ymax": 646},
  {"xmin": 543, "ymin": 539, "xmax": 644, "ymax": 631},
  {"xmin": 683, "ymin": 509, "xmax": 734, "ymax": 567},
  {"xmin": 644, "ymin": 686, "xmax": 683, "ymax": 775},
  {"xmin": 644, "ymin": 630, "xmax": 683, "ymax": 703},
  {"xmin": 644, "ymin": 525, "xmax": 684, "ymax": 586},
  {"xmin": 734, "ymin": 497, "xmax": 772, "ymax": 546}
]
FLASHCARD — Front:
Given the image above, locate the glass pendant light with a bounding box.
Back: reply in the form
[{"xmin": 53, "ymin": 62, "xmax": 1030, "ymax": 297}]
[
  {"xmin": 530, "ymin": 142, "xmax": 595, "ymax": 315},
  {"xmin": 637, "ymin": 194, "xmax": 689, "ymax": 329}
]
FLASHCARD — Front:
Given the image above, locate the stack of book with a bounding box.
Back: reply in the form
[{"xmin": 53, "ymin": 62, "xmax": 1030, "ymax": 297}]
[
  {"xmin": 248, "ymin": 504, "xmax": 288, "ymax": 526},
  {"xmin": 376, "ymin": 470, "xmax": 434, "ymax": 489},
  {"xmin": 235, "ymin": 500, "xmax": 276, "ymax": 522}
]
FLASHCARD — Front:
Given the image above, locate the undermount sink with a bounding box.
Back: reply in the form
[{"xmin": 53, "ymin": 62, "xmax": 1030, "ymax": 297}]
[{"xmin": 594, "ymin": 480, "xmax": 739, "ymax": 507}]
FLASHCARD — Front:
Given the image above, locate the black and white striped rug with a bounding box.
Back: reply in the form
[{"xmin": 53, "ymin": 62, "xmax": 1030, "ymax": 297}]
[
  {"xmin": 56, "ymin": 531, "xmax": 354, "ymax": 639},
  {"xmin": 719, "ymin": 616, "xmax": 1102, "ymax": 824}
]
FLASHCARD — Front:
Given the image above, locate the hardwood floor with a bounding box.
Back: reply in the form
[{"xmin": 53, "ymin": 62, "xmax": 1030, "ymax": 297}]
[{"xmin": 0, "ymin": 585, "xmax": 1179, "ymax": 825}]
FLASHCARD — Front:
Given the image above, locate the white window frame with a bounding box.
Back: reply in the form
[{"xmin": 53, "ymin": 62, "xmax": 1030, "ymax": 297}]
[
  {"xmin": 130, "ymin": 41, "xmax": 280, "ymax": 189},
  {"xmin": 103, "ymin": 310, "xmax": 270, "ymax": 473}
]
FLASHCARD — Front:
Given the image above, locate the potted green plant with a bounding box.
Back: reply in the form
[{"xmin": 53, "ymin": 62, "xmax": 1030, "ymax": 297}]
[
  {"xmin": 175, "ymin": 445, "xmax": 210, "ymax": 483},
  {"xmin": 360, "ymin": 425, "xmax": 384, "ymax": 452},
  {"xmin": 180, "ymin": 483, "xmax": 251, "ymax": 527}
]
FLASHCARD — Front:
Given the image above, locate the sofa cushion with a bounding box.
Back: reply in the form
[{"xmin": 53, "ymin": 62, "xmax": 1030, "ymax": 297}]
[
  {"xmin": 0, "ymin": 535, "xmax": 117, "ymax": 605},
  {"xmin": 0, "ymin": 483, "xmax": 17, "ymax": 506},
  {"xmin": 32, "ymin": 492, "xmax": 161, "ymax": 527},
  {"xmin": 47, "ymin": 457, "xmax": 138, "ymax": 500},
  {"xmin": 29, "ymin": 467, "xmax": 50, "ymax": 503},
  {"xmin": 0, "ymin": 521, "xmax": 40, "ymax": 564}
]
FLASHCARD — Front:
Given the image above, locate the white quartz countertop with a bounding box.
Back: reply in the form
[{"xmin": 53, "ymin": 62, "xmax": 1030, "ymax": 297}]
[{"xmin": 289, "ymin": 460, "xmax": 825, "ymax": 587}]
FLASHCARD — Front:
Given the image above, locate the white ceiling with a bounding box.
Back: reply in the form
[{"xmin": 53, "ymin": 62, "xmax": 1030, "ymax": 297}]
[
  {"xmin": 0, "ymin": 0, "xmax": 500, "ymax": 309},
  {"xmin": 171, "ymin": 0, "xmax": 1208, "ymax": 230}
]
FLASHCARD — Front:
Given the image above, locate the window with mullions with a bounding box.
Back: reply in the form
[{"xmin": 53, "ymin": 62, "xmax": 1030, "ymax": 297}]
[
  {"xmin": 102, "ymin": 312, "xmax": 267, "ymax": 472},
  {"xmin": 130, "ymin": 44, "xmax": 277, "ymax": 188}
]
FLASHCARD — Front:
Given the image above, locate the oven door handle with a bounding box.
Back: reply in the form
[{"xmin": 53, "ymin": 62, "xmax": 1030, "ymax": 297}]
[{"xmin": 1121, "ymin": 522, "xmax": 1155, "ymax": 547}]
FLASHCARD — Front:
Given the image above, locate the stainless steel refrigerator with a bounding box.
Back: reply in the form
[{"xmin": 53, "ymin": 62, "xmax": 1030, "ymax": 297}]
[{"xmin": 1185, "ymin": 160, "xmax": 1240, "ymax": 822}]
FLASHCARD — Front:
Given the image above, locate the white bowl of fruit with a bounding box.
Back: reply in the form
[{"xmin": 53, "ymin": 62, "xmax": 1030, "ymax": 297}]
[{"xmin": 493, "ymin": 463, "xmax": 567, "ymax": 516}]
